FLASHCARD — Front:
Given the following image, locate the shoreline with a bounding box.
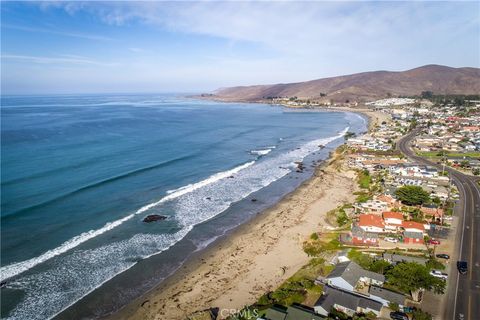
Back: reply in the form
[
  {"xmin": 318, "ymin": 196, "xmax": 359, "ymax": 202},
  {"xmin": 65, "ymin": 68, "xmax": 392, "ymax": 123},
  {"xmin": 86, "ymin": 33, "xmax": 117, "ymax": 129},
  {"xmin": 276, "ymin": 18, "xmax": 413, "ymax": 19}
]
[{"xmin": 109, "ymin": 106, "xmax": 382, "ymax": 320}]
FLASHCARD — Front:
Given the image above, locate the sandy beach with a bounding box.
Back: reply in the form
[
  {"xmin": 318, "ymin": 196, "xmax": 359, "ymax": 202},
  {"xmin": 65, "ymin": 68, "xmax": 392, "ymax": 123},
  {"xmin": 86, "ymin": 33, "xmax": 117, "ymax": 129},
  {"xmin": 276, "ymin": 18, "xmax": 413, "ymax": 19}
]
[{"xmin": 110, "ymin": 107, "xmax": 385, "ymax": 320}]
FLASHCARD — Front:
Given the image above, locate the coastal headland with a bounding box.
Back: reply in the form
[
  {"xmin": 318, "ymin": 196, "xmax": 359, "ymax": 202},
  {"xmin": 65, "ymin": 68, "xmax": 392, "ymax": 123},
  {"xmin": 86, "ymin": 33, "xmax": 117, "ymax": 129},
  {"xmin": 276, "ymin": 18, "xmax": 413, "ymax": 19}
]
[{"xmin": 111, "ymin": 106, "xmax": 387, "ymax": 320}]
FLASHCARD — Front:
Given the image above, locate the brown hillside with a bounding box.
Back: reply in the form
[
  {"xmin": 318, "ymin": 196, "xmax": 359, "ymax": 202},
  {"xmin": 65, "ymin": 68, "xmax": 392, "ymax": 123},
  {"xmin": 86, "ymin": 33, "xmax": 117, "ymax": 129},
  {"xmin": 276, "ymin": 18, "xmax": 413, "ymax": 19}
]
[{"xmin": 211, "ymin": 65, "xmax": 480, "ymax": 103}]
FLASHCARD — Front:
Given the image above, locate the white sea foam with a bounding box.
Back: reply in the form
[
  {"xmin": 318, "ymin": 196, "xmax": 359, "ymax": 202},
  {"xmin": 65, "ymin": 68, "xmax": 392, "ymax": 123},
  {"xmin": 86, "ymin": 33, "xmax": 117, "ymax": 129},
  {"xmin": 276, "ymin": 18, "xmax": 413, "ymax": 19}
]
[
  {"xmin": 6, "ymin": 227, "xmax": 193, "ymax": 320},
  {"xmin": 163, "ymin": 161, "xmax": 255, "ymax": 199},
  {"xmin": 0, "ymin": 161, "xmax": 255, "ymax": 282},
  {"xmin": 0, "ymin": 213, "xmax": 136, "ymax": 282},
  {"xmin": 250, "ymin": 148, "xmax": 272, "ymax": 156}
]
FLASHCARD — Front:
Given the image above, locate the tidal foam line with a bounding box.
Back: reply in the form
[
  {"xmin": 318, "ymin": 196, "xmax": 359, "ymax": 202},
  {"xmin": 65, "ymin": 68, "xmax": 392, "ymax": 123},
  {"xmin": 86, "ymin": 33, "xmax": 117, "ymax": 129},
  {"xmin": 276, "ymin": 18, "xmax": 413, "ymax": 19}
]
[{"xmin": 0, "ymin": 161, "xmax": 256, "ymax": 281}]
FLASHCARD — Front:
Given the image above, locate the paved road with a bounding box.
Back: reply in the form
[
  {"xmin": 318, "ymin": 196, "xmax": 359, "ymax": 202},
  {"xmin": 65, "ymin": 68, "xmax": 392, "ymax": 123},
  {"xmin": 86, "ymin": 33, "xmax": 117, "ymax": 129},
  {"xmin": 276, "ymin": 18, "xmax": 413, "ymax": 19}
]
[{"xmin": 398, "ymin": 130, "xmax": 480, "ymax": 320}]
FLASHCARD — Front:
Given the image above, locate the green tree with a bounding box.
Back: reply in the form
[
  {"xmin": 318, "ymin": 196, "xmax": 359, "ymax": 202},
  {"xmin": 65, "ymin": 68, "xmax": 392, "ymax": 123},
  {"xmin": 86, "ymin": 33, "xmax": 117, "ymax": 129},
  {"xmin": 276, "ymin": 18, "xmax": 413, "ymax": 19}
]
[
  {"xmin": 386, "ymin": 262, "xmax": 446, "ymax": 301},
  {"xmin": 395, "ymin": 186, "xmax": 430, "ymax": 206},
  {"xmin": 368, "ymin": 259, "xmax": 392, "ymax": 274},
  {"xmin": 460, "ymin": 160, "xmax": 469, "ymax": 168},
  {"xmin": 412, "ymin": 309, "xmax": 433, "ymax": 320}
]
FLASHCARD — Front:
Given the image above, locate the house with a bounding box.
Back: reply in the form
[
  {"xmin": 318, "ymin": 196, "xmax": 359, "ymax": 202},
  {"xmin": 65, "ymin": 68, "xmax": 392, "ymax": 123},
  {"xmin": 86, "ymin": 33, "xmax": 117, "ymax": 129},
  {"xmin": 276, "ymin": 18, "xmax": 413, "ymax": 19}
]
[
  {"xmin": 353, "ymin": 199, "xmax": 388, "ymax": 213},
  {"xmin": 368, "ymin": 285, "xmax": 407, "ymax": 307},
  {"xmin": 402, "ymin": 221, "xmax": 425, "ymax": 234},
  {"xmin": 421, "ymin": 206, "xmax": 444, "ymax": 220},
  {"xmin": 382, "ymin": 253, "xmax": 427, "ymax": 265},
  {"xmin": 403, "ymin": 231, "xmax": 424, "ymax": 244},
  {"xmin": 351, "ymin": 226, "xmax": 379, "ymax": 246},
  {"xmin": 383, "ymin": 212, "xmax": 404, "ymax": 230},
  {"xmin": 262, "ymin": 303, "xmax": 325, "ymax": 320},
  {"xmin": 358, "ymin": 214, "xmax": 385, "ymax": 233},
  {"xmin": 323, "ymin": 261, "xmax": 385, "ymax": 292},
  {"xmin": 314, "ymin": 285, "xmax": 383, "ymax": 317},
  {"xmin": 376, "ymin": 194, "xmax": 401, "ymax": 209}
]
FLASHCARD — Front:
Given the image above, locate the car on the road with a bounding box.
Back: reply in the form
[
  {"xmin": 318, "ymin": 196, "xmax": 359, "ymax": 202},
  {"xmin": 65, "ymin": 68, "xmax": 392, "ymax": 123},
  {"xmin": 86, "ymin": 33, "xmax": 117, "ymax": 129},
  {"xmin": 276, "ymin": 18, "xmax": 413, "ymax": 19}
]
[
  {"xmin": 430, "ymin": 270, "xmax": 448, "ymax": 280},
  {"xmin": 384, "ymin": 237, "xmax": 398, "ymax": 243},
  {"xmin": 390, "ymin": 311, "xmax": 409, "ymax": 320},
  {"xmin": 436, "ymin": 253, "xmax": 450, "ymax": 259},
  {"xmin": 428, "ymin": 239, "xmax": 441, "ymax": 245},
  {"xmin": 457, "ymin": 261, "xmax": 468, "ymax": 274}
]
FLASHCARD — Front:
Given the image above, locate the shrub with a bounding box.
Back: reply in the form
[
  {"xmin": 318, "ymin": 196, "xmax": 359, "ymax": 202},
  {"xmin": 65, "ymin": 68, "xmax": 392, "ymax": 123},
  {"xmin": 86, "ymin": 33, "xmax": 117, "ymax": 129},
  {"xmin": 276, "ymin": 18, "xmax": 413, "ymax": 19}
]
[
  {"xmin": 358, "ymin": 169, "xmax": 372, "ymax": 189},
  {"xmin": 388, "ymin": 302, "xmax": 400, "ymax": 311},
  {"xmin": 412, "ymin": 309, "xmax": 433, "ymax": 320},
  {"xmin": 426, "ymin": 258, "xmax": 445, "ymax": 270}
]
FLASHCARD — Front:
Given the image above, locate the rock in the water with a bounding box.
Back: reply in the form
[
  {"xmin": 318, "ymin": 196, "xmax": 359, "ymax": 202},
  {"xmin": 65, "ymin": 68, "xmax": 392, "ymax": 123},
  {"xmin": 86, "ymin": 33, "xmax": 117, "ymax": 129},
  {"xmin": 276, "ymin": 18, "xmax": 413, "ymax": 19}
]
[
  {"xmin": 251, "ymin": 198, "xmax": 257, "ymax": 202},
  {"xmin": 143, "ymin": 214, "xmax": 167, "ymax": 223}
]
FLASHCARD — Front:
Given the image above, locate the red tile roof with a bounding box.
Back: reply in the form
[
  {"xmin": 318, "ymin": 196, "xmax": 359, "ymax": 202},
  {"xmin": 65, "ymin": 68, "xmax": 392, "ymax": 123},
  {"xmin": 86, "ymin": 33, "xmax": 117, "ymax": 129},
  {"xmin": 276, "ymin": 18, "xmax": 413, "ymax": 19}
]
[
  {"xmin": 383, "ymin": 211, "xmax": 404, "ymax": 221},
  {"xmin": 420, "ymin": 206, "xmax": 444, "ymax": 217},
  {"xmin": 359, "ymin": 214, "xmax": 385, "ymax": 228},
  {"xmin": 402, "ymin": 221, "xmax": 425, "ymax": 231}
]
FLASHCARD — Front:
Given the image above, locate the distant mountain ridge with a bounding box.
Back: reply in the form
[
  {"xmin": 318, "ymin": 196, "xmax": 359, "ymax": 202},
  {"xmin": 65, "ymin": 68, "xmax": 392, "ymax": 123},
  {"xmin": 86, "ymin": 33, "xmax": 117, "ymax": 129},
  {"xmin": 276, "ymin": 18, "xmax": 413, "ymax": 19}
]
[{"xmin": 211, "ymin": 65, "xmax": 480, "ymax": 103}]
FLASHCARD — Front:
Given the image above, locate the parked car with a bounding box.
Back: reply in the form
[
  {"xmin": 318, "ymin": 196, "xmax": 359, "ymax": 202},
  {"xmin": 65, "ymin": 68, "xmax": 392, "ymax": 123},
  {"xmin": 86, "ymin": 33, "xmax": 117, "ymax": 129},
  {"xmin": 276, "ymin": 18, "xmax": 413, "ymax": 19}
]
[
  {"xmin": 390, "ymin": 311, "xmax": 409, "ymax": 320},
  {"xmin": 384, "ymin": 237, "xmax": 398, "ymax": 243},
  {"xmin": 436, "ymin": 253, "xmax": 450, "ymax": 259},
  {"xmin": 428, "ymin": 239, "xmax": 441, "ymax": 245},
  {"xmin": 430, "ymin": 270, "xmax": 448, "ymax": 280},
  {"xmin": 457, "ymin": 261, "xmax": 468, "ymax": 274}
]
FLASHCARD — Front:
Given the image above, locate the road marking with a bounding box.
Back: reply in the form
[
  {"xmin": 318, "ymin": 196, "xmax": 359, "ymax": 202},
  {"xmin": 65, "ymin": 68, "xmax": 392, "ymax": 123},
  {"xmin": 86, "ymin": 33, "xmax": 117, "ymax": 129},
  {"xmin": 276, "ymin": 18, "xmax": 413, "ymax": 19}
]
[{"xmin": 453, "ymin": 176, "xmax": 467, "ymax": 320}]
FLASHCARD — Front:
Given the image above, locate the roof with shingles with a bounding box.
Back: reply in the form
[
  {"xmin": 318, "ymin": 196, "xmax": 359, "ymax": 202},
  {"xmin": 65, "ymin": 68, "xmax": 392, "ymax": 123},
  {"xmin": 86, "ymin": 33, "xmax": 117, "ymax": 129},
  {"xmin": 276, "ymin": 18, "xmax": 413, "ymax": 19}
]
[
  {"xmin": 264, "ymin": 304, "xmax": 325, "ymax": 320},
  {"xmin": 382, "ymin": 253, "xmax": 427, "ymax": 265},
  {"xmin": 315, "ymin": 285, "xmax": 382, "ymax": 313},
  {"xmin": 351, "ymin": 225, "xmax": 379, "ymax": 239},
  {"xmin": 326, "ymin": 261, "xmax": 385, "ymax": 287},
  {"xmin": 369, "ymin": 285, "xmax": 406, "ymax": 305},
  {"xmin": 285, "ymin": 304, "xmax": 324, "ymax": 320}
]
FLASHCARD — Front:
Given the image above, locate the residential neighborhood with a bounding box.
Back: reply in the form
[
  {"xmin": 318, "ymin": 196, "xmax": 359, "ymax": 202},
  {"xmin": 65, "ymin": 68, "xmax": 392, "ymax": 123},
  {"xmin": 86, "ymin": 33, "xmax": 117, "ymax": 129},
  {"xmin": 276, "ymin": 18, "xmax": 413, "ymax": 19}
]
[{"xmin": 229, "ymin": 94, "xmax": 478, "ymax": 320}]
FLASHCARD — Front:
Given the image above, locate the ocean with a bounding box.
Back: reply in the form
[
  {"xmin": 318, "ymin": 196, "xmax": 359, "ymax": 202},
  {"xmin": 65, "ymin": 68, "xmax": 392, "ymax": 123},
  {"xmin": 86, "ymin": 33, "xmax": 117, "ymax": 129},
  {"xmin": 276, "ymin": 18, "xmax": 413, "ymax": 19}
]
[{"xmin": 0, "ymin": 94, "xmax": 367, "ymax": 319}]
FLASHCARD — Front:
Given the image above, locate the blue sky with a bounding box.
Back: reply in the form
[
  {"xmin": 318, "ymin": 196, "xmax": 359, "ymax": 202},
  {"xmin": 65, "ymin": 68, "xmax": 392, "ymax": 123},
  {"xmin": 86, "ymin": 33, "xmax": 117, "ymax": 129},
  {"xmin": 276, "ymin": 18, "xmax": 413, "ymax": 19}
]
[{"xmin": 1, "ymin": 1, "xmax": 479, "ymax": 94}]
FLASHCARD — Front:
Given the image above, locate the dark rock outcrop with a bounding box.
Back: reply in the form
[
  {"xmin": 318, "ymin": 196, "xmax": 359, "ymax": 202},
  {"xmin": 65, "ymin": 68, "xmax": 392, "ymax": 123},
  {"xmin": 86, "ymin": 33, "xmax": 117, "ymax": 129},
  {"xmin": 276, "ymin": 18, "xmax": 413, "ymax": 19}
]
[{"xmin": 143, "ymin": 215, "xmax": 167, "ymax": 223}]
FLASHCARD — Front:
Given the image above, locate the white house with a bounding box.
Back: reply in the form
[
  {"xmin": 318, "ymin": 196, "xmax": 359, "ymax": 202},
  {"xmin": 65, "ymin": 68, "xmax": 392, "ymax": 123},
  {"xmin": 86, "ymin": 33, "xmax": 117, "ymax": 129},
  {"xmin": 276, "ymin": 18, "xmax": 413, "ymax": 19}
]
[
  {"xmin": 323, "ymin": 261, "xmax": 385, "ymax": 292},
  {"xmin": 358, "ymin": 214, "xmax": 385, "ymax": 233},
  {"xmin": 383, "ymin": 212, "xmax": 404, "ymax": 231}
]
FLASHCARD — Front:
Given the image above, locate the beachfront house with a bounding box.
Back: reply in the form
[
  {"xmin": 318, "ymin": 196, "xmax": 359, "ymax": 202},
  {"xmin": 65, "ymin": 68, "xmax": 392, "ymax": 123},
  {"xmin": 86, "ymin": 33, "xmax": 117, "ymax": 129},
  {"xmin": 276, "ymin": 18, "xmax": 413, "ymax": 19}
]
[
  {"xmin": 353, "ymin": 199, "xmax": 388, "ymax": 213},
  {"xmin": 351, "ymin": 226, "xmax": 379, "ymax": 246},
  {"xmin": 383, "ymin": 211, "xmax": 404, "ymax": 231},
  {"xmin": 368, "ymin": 285, "xmax": 407, "ymax": 308},
  {"xmin": 314, "ymin": 285, "xmax": 382, "ymax": 317},
  {"xmin": 358, "ymin": 214, "xmax": 385, "ymax": 233},
  {"xmin": 322, "ymin": 261, "xmax": 385, "ymax": 292},
  {"xmin": 261, "ymin": 303, "xmax": 325, "ymax": 320}
]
